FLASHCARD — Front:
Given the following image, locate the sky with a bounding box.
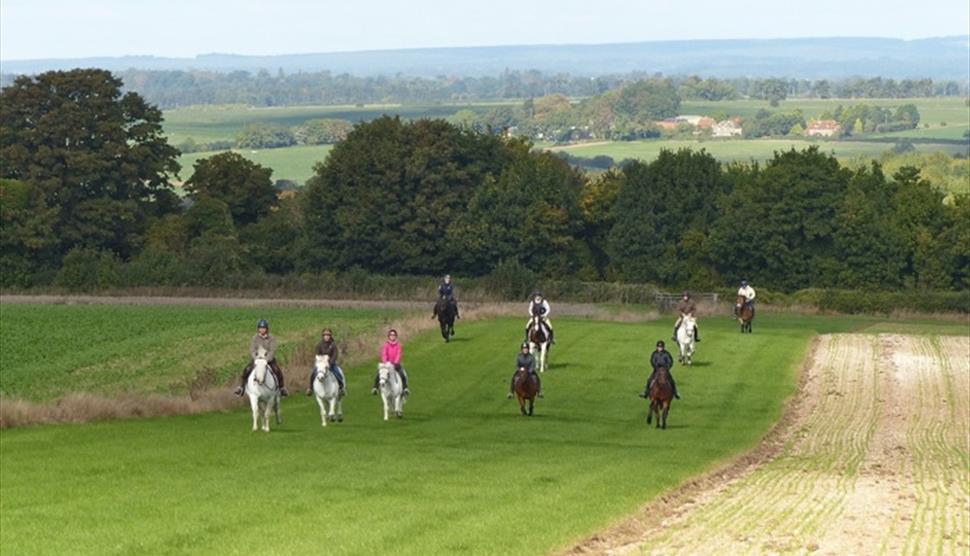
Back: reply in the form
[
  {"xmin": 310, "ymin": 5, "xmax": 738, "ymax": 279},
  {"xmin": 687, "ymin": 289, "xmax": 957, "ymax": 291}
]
[{"xmin": 2, "ymin": 0, "xmax": 969, "ymax": 61}]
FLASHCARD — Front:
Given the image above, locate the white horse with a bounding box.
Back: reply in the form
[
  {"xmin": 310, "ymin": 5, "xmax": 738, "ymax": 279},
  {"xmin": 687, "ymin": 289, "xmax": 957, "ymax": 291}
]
[
  {"xmin": 377, "ymin": 362, "xmax": 405, "ymax": 420},
  {"xmin": 246, "ymin": 348, "xmax": 281, "ymax": 432},
  {"xmin": 676, "ymin": 314, "xmax": 697, "ymax": 366},
  {"xmin": 312, "ymin": 355, "xmax": 344, "ymax": 427},
  {"xmin": 528, "ymin": 315, "xmax": 550, "ymax": 373}
]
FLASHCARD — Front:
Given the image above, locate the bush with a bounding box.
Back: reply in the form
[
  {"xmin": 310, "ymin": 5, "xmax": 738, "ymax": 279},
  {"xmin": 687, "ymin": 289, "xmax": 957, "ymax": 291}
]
[
  {"xmin": 791, "ymin": 288, "xmax": 969, "ymax": 314},
  {"xmin": 481, "ymin": 259, "xmax": 537, "ymax": 300},
  {"xmin": 54, "ymin": 248, "xmax": 122, "ymax": 291}
]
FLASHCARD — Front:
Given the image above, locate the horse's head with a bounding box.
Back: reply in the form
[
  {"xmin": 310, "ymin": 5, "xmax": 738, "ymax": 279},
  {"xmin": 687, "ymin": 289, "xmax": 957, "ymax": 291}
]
[
  {"xmin": 654, "ymin": 365, "xmax": 670, "ymax": 383},
  {"xmin": 683, "ymin": 314, "xmax": 696, "ymax": 331},
  {"xmin": 377, "ymin": 362, "xmax": 394, "ymax": 386},
  {"xmin": 253, "ymin": 354, "xmax": 269, "ymax": 384},
  {"xmin": 315, "ymin": 355, "xmax": 330, "ymax": 377},
  {"xmin": 735, "ymin": 295, "xmax": 745, "ymax": 308}
]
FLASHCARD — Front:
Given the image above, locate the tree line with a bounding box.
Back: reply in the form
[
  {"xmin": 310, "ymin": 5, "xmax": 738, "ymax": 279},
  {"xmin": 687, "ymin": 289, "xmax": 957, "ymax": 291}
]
[
  {"xmin": 3, "ymin": 69, "xmax": 963, "ymax": 111},
  {"xmin": 1, "ymin": 70, "xmax": 967, "ymax": 293}
]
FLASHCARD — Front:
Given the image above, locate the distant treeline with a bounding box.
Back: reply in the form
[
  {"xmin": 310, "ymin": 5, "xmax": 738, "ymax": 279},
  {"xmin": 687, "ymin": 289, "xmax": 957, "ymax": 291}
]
[
  {"xmin": 3, "ymin": 70, "xmax": 964, "ymax": 110},
  {"xmin": 1, "ymin": 70, "xmax": 967, "ymax": 297}
]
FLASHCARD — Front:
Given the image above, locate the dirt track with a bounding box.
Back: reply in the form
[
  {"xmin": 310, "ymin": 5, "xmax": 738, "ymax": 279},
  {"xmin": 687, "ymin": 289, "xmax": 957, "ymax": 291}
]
[{"xmin": 566, "ymin": 334, "xmax": 970, "ymax": 555}]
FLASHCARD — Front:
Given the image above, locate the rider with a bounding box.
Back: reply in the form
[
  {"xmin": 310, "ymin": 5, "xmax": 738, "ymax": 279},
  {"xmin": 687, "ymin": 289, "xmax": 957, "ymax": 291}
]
[
  {"xmin": 507, "ymin": 342, "xmax": 543, "ymax": 399},
  {"xmin": 737, "ymin": 279, "xmax": 757, "ymax": 318},
  {"xmin": 672, "ymin": 291, "xmax": 701, "ymax": 343},
  {"xmin": 306, "ymin": 328, "xmax": 346, "ymax": 397},
  {"xmin": 640, "ymin": 340, "xmax": 681, "ymax": 400},
  {"xmin": 372, "ymin": 329, "xmax": 410, "ymax": 396},
  {"xmin": 235, "ymin": 319, "xmax": 288, "ymax": 397},
  {"xmin": 437, "ymin": 274, "xmax": 460, "ymax": 319},
  {"xmin": 525, "ymin": 290, "xmax": 554, "ymax": 345}
]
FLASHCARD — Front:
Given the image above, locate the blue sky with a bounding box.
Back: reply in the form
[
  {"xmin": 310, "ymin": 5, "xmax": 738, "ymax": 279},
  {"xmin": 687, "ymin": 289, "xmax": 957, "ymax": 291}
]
[{"xmin": 2, "ymin": 0, "xmax": 968, "ymax": 60}]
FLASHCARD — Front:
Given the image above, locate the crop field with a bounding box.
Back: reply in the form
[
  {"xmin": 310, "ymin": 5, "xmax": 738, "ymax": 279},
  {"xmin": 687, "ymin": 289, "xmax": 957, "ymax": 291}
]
[
  {"xmin": 1, "ymin": 307, "xmax": 887, "ymax": 555},
  {"xmin": 0, "ymin": 304, "xmax": 395, "ymax": 401},
  {"xmin": 163, "ymin": 102, "xmax": 516, "ymax": 144}
]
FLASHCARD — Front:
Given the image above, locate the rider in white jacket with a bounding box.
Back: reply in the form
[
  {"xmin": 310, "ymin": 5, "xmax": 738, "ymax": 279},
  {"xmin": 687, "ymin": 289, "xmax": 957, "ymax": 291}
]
[
  {"xmin": 737, "ymin": 280, "xmax": 756, "ymax": 317},
  {"xmin": 525, "ymin": 291, "xmax": 555, "ymax": 345}
]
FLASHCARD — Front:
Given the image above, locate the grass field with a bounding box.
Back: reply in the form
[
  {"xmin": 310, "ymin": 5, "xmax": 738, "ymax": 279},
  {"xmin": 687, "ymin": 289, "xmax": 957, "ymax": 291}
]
[
  {"xmin": 548, "ymin": 138, "xmax": 966, "ymax": 163},
  {"xmin": 2, "ymin": 306, "xmax": 944, "ymax": 555},
  {"xmin": 178, "ymin": 145, "xmax": 334, "ymax": 183},
  {"xmin": 0, "ymin": 304, "xmax": 395, "ymax": 401}
]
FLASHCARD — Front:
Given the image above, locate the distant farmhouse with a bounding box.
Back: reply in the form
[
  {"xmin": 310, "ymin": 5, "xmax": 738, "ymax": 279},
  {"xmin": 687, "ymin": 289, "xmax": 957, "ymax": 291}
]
[
  {"xmin": 712, "ymin": 120, "xmax": 743, "ymax": 137},
  {"xmin": 805, "ymin": 119, "xmax": 842, "ymax": 137}
]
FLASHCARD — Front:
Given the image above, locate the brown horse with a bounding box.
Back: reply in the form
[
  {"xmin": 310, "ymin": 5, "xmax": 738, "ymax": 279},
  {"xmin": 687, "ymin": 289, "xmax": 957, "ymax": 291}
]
[
  {"xmin": 735, "ymin": 295, "xmax": 754, "ymax": 333},
  {"xmin": 513, "ymin": 366, "xmax": 539, "ymax": 416},
  {"xmin": 646, "ymin": 366, "xmax": 673, "ymax": 429}
]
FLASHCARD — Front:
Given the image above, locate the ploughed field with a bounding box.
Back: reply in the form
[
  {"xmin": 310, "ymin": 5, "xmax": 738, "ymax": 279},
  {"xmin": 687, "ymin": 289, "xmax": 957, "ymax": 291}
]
[{"xmin": 0, "ymin": 305, "xmax": 965, "ymax": 555}]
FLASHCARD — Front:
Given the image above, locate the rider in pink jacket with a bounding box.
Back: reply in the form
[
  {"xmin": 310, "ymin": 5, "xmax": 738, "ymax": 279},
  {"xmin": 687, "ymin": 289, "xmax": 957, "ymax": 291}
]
[{"xmin": 372, "ymin": 329, "xmax": 410, "ymax": 395}]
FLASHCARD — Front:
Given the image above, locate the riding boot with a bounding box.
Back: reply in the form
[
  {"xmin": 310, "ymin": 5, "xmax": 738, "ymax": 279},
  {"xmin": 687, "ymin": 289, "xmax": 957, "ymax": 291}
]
[
  {"xmin": 672, "ymin": 325, "xmax": 679, "ymax": 342},
  {"xmin": 508, "ymin": 375, "xmax": 516, "ymax": 399},
  {"xmin": 671, "ymin": 376, "xmax": 681, "ymax": 400},
  {"xmin": 536, "ymin": 374, "xmax": 544, "ymax": 398},
  {"xmin": 371, "ymin": 373, "xmax": 379, "ymax": 395},
  {"xmin": 694, "ymin": 326, "xmax": 701, "ymax": 342},
  {"xmin": 549, "ymin": 328, "xmax": 555, "ymax": 345},
  {"xmin": 269, "ymin": 362, "xmax": 288, "ymax": 397}
]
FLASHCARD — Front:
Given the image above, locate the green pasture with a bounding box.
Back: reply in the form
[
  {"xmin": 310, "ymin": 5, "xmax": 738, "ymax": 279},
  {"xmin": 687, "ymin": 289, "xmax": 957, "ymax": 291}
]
[
  {"xmin": 0, "ymin": 304, "xmax": 395, "ymax": 401},
  {"xmin": 3, "ymin": 307, "xmax": 955, "ymax": 555},
  {"xmin": 163, "ymin": 102, "xmax": 512, "ymax": 144},
  {"xmin": 548, "ymin": 138, "xmax": 965, "ymax": 164},
  {"xmin": 178, "ymin": 145, "xmax": 334, "ymax": 184}
]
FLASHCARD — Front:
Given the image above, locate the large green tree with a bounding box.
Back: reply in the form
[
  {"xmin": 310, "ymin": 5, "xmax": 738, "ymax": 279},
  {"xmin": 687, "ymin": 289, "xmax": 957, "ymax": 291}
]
[
  {"xmin": 302, "ymin": 116, "xmax": 507, "ymax": 273},
  {"xmin": 608, "ymin": 149, "xmax": 727, "ymax": 285},
  {"xmin": 184, "ymin": 152, "xmax": 277, "ymax": 227},
  {"xmin": 0, "ymin": 69, "xmax": 180, "ymax": 262}
]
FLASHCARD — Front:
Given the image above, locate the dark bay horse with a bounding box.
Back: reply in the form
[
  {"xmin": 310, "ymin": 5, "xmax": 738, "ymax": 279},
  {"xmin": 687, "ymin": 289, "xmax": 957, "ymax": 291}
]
[
  {"xmin": 513, "ymin": 366, "xmax": 538, "ymax": 416},
  {"xmin": 646, "ymin": 366, "xmax": 673, "ymax": 429},
  {"xmin": 735, "ymin": 295, "xmax": 754, "ymax": 333},
  {"xmin": 433, "ymin": 295, "xmax": 457, "ymax": 342}
]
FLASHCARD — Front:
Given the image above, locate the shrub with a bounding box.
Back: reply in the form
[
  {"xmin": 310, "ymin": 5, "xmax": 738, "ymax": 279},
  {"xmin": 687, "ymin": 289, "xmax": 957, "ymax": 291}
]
[
  {"xmin": 54, "ymin": 248, "xmax": 122, "ymax": 291},
  {"xmin": 481, "ymin": 259, "xmax": 537, "ymax": 300}
]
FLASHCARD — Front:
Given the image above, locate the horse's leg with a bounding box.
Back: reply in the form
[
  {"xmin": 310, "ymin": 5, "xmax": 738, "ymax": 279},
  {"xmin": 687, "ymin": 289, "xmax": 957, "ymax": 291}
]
[
  {"xmin": 646, "ymin": 400, "xmax": 653, "ymax": 424},
  {"xmin": 263, "ymin": 399, "xmax": 272, "ymax": 432},
  {"xmin": 382, "ymin": 393, "xmax": 389, "ymax": 421},
  {"xmin": 315, "ymin": 393, "xmax": 327, "ymax": 426},
  {"xmin": 274, "ymin": 394, "xmax": 281, "ymax": 425},
  {"xmin": 528, "ymin": 396, "xmax": 534, "ymax": 416},
  {"xmin": 250, "ymin": 395, "xmax": 259, "ymax": 432},
  {"xmin": 518, "ymin": 394, "xmax": 527, "ymax": 415},
  {"xmin": 662, "ymin": 401, "xmax": 670, "ymax": 429}
]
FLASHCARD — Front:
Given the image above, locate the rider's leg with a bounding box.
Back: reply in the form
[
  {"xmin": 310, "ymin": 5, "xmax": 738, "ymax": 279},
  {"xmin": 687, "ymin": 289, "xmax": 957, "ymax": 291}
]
[
  {"xmin": 534, "ymin": 371, "xmax": 543, "ymax": 398},
  {"xmin": 270, "ymin": 360, "xmax": 288, "ymax": 396},
  {"xmin": 396, "ymin": 364, "xmax": 410, "ymax": 394},
  {"xmin": 670, "ymin": 374, "xmax": 681, "ymax": 399},
  {"xmin": 546, "ymin": 318, "xmax": 555, "ymax": 344},
  {"xmin": 694, "ymin": 323, "xmax": 700, "ymax": 342},
  {"xmin": 451, "ymin": 299, "xmax": 459, "ymax": 319},
  {"xmin": 306, "ymin": 367, "xmax": 317, "ymax": 396},
  {"xmin": 672, "ymin": 316, "xmax": 682, "ymax": 341},
  {"xmin": 507, "ymin": 372, "xmax": 516, "ymax": 399},
  {"xmin": 235, "ymin": 362, "xmax": 255, "ymax": 395},
  {"xmin": 371, "ymin": 371, "xmax": 380, "ymax": 395},
  {"xmin": 332, "ymin": 364, "xmax": 346, "ymax": 394},
  {"xmin": 641, "ymin": 369, "xmax": 657, "ymax": 398}
]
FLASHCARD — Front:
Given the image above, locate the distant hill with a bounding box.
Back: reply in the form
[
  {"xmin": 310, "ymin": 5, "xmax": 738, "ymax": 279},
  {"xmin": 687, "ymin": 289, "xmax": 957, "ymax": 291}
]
[{"xmin": 3, "ymin": 36, "xmax": 969, "ymax": 80}]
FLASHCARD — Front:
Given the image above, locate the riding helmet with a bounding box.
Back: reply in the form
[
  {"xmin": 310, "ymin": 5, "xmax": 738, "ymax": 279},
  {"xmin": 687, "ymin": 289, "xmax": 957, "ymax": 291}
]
[
  {"xmin": 521, "ymin": 342, "xmax": 530, "ymax": 350},
  {"xmin": 257, "ymin": 319, "xmax": 269, "ymax": 329},
  {"xmin": 683, "ymin": 291, "xmax": 690, "ymax": 298},
  {"xmin": 656, "ymin": 340, "xmax": 665, "ymax": 348},
  {"xmin": 741, "ymin": 279, "xmax": 748, "ymax": 286}
]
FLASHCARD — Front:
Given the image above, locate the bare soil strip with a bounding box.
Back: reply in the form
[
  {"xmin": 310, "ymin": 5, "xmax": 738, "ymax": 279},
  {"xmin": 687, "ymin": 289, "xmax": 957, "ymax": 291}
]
[{"xmin": 564, "ymin": 334, "xmax": 970, "ymax": 555}]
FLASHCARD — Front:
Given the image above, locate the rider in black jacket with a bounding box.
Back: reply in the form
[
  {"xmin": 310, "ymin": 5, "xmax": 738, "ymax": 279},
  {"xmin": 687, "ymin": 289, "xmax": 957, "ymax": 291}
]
[
  {"xmin": 507, "ymin": 342, "xmax": 543, "ymax": 399},
  {"xmin": 641, "ymin": 340, "xmax": 681, "ymax": 400}
]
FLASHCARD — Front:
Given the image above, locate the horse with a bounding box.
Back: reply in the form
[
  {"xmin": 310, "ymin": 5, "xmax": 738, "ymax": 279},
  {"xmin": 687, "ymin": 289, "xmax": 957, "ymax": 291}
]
[
  {"xmin": 528, "ymin": 314, "xmax": 550, "ymax": 373},
  {"xmin": 433, "ymin": 295, "xmax": 457, "ymax": 342},
  {"xmin": 735, "ymin": 295, "xmax": 754, "ymax": 333},
  {"xmin": 676, "ymin": 314, "xmax": 696, "ymax": 366},
  {"xmin": 645, "ymin": 366, "xmax": 673, "ymax": 429},
  {"xmin": 377, "ymin": 362, "xmax": 405, "ymax": 420},
  {"xmin": 246, "ymin": 347, "xmax": 281, "ymax": 432},
  {"xmin": 312, "ymin": 355, "xmax": 343, "ymax": 427},
  {"xmin": 513, "ymin": 366, "xmax": 539, "ymax": 416}
]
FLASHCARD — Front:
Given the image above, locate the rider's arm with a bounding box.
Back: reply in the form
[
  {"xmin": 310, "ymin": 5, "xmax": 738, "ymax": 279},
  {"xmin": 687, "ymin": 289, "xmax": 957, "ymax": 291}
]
[
  {"xmin": 542, "ymin": 300, "xmax": 551, "ymax": 317},
  {"xmin": 749, "ymin": 288, "xmax": 756, "ymax": 300},
  {"xmin": 250, "ymin": 335, "xmax": 259, "ymax": 359},
  {"xmin": 266, "ymin": 336, "xmax": 278, "ymax": 361}
]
